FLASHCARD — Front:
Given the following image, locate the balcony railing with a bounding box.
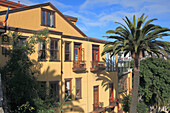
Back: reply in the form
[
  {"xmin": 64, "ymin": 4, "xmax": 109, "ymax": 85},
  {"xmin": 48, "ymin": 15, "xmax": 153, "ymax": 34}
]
[
  {"xmin": 118, "ymin": 60, "xmax": 131, "ymax": 75},
  {"xmin": 72, "ymin": 60, "xmax": 86, "ymax": 72},
  {"xmin": 90, "ymin": 61, "xmax": 106, "ymax": 72},
  {"xmin": 118, "ymin": 67, "xmax": 130, "ymax": 74},
  {"xmin": 93, "ymin": 102, "xmax": 104, "ymax": 112}
]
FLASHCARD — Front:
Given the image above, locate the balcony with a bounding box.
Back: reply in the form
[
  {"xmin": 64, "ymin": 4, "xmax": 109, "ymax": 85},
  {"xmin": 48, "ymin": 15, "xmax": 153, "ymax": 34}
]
[
  {"xmin": 90, "ymin": 61, "xmax": 106, "ymax": 72},
  {"xmin": 93, "ymin": 102, "xmax": 105, "ymax": 112},
  {"xmin": 118, "ymin": 60, "xmax": 131, "ymax": 75},
  {"xmin": 72, "ymin": 60, "xmax": 86, "ymax": 72}
]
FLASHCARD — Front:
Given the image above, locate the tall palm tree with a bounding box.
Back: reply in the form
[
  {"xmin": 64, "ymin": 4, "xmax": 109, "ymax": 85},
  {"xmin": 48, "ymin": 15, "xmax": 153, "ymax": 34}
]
[{"xmin": 102, "ymin": 14, "xmax": 170, "ymax": 113}]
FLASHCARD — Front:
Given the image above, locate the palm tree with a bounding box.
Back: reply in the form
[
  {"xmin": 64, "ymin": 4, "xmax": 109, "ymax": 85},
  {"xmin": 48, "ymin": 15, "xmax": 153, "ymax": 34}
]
[{"xmin": 102, "ymin": 13, "xmax": 170, "ymax": 113}]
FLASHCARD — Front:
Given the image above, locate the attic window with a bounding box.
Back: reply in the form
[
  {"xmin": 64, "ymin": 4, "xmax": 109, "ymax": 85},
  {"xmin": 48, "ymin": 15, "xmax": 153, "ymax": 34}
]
[{"xmin": 41, "ymin": 8, "xmax": 55, "ymax": 27}]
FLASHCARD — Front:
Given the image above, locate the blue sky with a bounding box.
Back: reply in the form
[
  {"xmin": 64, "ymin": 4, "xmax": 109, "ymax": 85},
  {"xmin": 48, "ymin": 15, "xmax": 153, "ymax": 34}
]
[{"xmin": 13, "ymin": 0, "xmax": 170, "ymax": 42}]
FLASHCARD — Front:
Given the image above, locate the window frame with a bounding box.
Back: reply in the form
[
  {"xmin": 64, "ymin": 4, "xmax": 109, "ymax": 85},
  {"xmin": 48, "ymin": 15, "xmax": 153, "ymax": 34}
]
[
  {"xmin": 92, "ymin": 45, "xmax": 99, "ymax": 61},
  {"xmin": 65, "ymin": 79, "xmax": 72, "ymax": 101},
  {"xmin": 38, "ymin": 81, "xmax": 46, "ymax": 100},
  {"xmin": 41, "ymin": 8, "xmax": 55, "ymax": 27},
  {"xmin": 74, "ymin": 43, "xmax": 82, "ymax": 61},
  {"xmin": 49, "ymin": 81, "xmax": 60, "ymax": 102},
  {"xmin": 75, "ymin": 78, "xmax": 82, "ymax": 99},
  {"xmin": 93, "ymin": 85, "xmax": 99, "ymax": 105},
  {"xmin": 64, "ymin": 41, "xmax": 71, "ymax": 61},
  {"xmin": 106, "ymin": 52, "xmax": 116, "ymax": 72},
  {"xmin": 50, "ymin": 39, "xmax": 60, "ymax": 61},
  {"xmin": 38, "ymin": 40, "xmax": 47, "ymax": 61}
]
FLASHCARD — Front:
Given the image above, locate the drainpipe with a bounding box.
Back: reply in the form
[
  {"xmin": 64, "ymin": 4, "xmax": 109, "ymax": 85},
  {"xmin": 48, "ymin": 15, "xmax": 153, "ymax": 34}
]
[
  {"xmin": 60, "ymin": 35, "xmax": 63, "ymax": 113},
  {"xmin": 85, "ymin": 37, "xmax": 90, "ymax": 113},
  {"xmin": 86, "ymin": 70, "xmax": 89, "ymax": 113}
]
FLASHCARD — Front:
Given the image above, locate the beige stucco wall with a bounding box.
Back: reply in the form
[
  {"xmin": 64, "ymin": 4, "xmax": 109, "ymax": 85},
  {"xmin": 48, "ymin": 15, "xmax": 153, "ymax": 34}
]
[
  {"xmin": 0, "ymin": 4, "xmax": 119, "ymax": 113},
  {"xmin": 0, "ymin": 6, "xmax": 83, "ymax": 37}
]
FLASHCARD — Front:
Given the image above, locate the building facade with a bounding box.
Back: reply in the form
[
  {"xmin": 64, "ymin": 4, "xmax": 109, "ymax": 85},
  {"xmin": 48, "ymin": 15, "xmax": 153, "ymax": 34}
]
[{"xmin": 0, "ymin": 1, "xmax": 120, "ymax": 113}]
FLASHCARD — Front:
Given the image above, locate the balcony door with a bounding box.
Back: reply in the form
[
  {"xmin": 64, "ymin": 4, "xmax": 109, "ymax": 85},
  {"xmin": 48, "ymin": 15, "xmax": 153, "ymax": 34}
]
[
  {"xmin": 93, "ymin": 86, "xmax": 99, "ymax": 106},
  {"xmin": 74, "ymin": 43, "xmax": 82, "ymax": 61},
  {"xmin": 92, "ymin": 45, "xmax": 99, "ymax": 62}
]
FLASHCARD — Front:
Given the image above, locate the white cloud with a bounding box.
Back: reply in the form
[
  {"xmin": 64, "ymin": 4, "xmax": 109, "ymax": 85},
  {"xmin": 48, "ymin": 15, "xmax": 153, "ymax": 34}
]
[
  {"xmin": 77, "ymin": 0, "xmax": 170, "ymax": 28},
  {"xmin": 80, "ymin": 0, "xmax": 170, "ymax": 15}
]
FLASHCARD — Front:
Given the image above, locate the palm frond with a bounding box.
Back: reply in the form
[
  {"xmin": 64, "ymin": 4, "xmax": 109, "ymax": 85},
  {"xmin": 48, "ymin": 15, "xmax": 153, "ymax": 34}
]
[
  {"xmin": 106, "ymin": 36, "xmax": 125, "ymax": 41},
  {"xmin": 102, "ymin": 13, "xmax": 170, "ymax": 61},
  {"xmin": 143, "ymin": 18, "xmax": 158, "ymax": 28}
]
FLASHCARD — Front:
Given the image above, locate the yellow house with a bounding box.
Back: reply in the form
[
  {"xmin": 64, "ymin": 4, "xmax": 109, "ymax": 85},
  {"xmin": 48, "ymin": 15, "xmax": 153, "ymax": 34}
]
[{"xmin": 0, "ymin": 1, "xmax": 121, "ymax": 113}]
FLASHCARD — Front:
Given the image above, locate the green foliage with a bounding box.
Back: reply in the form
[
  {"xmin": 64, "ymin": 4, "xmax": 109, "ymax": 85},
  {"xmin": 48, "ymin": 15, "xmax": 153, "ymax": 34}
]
[
  {"xmin": 139, "ymin": 57, "xmax": 170, "ymax": 107},
  {"xmin": 102, "ymin": 13, "xmax": 170, "ymax": 112},
  {"xmin": 17, "ymin": 102, "xmax": 35, "ymax": 113},
  {"xmin": 0, "ymin": 29, "xmax": 51, "ymax": 113},
  {"xmin": 121, "ymin": 95, "xmax": 132, "ymax": 112},
  {"xmin": 122, "ymin": 95, "xmax": 149, "ymax": 113},
  {"xmin": 137, "ymin": 102, "xmax": 149, "ymax": 113},
  {"xmin": 102, "ymin": 13, "xmax": 170, "ymax": 58}
]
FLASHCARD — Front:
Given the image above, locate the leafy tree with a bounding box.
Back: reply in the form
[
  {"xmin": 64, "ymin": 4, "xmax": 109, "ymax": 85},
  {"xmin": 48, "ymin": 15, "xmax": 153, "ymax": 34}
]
[
  {"xmin": 102, "ymin": 13, "xmax": 170, "ymax": 113},
  {"xmin": 121, "ymin": 95, "xmax": 149, "ymax": 113},
  {"xmin": 137, "ymin": 102, "xmax": 149, "ymax": 113},
  {"xmin": 121, "ymin": 95, "xmax": 132, "ymax": 113},
  {"xmin": 139, "ymin": 57, "xmax": 170, "ymax": 112},
  {"xmin": 0, "ymin": 30, "xmax": 49, "ymax": 113}
]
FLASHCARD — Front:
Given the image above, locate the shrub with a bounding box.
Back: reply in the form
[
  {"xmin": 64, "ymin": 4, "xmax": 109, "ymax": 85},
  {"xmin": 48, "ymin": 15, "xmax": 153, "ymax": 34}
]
[{"xmin": 137, "ymin": 102, "xmax": 149, "ymax": 113}]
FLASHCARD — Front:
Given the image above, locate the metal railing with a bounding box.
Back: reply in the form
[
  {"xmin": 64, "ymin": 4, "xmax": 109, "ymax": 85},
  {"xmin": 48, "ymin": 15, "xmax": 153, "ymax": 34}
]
[
  {"xmin": 73, "ymin": 60, "xmax": 86, "ymax": 71},
  {"xmin": 118, "ymin": 67, "xmax": 129, "ymax": 73},
  {"xmin": 91, "ymin": 61, "xmax": 105, "ymax": 71}
]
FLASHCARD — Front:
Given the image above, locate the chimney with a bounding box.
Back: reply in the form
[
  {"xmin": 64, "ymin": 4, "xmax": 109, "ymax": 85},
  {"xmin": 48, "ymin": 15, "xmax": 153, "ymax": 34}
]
[{"xmin": 18, "ymin": 1, "xmax": 20, "ymax": 4}]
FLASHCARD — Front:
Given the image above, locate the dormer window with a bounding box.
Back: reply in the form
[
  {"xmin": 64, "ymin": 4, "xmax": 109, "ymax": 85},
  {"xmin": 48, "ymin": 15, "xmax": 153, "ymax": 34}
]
[{"xmin": 41, "ymin": 8, "xmax": 55, "ymax": 27}]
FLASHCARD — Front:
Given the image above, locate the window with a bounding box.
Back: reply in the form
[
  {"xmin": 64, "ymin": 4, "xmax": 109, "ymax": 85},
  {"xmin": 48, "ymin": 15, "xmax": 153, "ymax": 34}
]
[
  {"xmin": 74, "ymin": 43, "xmax": 82, "ymax": 61},
  {"xmin": 13, "ymin": 36, "xmax": 26, "ymax": 48},
  {"xmin": 41, "ymin": 8, "xmax": 55, "ymax": 27},
  {"xmin": 106, "ymin": 52, "xmax": 116, "ymax": 72},
  {"xmin": 65, "ymin": 42, "xmax": 71, "ymax": 61},
  {"xmin": 38, "ymin": 81, "xmax": 46, "ymax": 100},
  {"xmin": 38, "ymin": 41, "xmax": 46, "ymax": 61},
  {"xmin": 92, "ymin": 45, "xmax": 99, "ymax": 61},
  {"xmin": 50, "ymin": 39, "xmax": 59, "ymax": 61},
  {"xmin": 65, "ymin": 79, "xmax": 72, "ymax": 100},
  {"xmin": 49, "ymin": 81, "xmax": 60, "ymax": 102},
  {"xmin": 76, "ymin": 78, "xmax": 81, "ymax": 99},
  {"xmin": 93, "ymin": 86, "xmax": 99, "ymax": 105}
]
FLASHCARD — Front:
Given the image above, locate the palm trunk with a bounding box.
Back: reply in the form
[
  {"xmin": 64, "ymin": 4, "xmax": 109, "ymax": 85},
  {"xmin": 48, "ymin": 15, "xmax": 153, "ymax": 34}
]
[{"xmin": 130, "ymin": 55, "xmax": 140, "ymax": 113}]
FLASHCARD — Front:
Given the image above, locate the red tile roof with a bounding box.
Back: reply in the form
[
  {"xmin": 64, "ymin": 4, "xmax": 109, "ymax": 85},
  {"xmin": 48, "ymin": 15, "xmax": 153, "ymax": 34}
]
[{"xmin": 0, "ymin": 0, "xmax": 26, "ymax": 8}]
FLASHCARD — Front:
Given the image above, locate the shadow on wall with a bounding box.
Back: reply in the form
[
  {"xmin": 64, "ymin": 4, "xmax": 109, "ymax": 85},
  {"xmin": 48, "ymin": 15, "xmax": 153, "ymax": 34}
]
[
  {"xmin": 95, "ymin": 71, "xmax": 126, "ymax": 113},
  {"xmin": 96, "ymin": 71, "xmax": 114, "ymax": 91},
  {"xmin": 36, "ymin": 64, "xmax": 84, "ymax": 113}
]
